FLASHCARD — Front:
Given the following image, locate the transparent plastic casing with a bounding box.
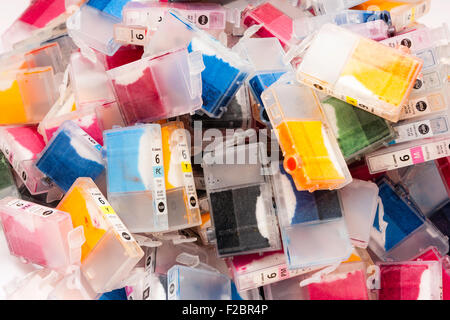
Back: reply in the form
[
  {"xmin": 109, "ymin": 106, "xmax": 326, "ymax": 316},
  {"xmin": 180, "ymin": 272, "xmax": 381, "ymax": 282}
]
[
  {"xmin": 375, "ymin": 260, "xmax": 442, "ymax": 300},
  {"xmin": 104, "ymin": 124, "xmax": 169, "ymax": 233},
  {"xmin": 67, "ymin": 4, "xmax": 122, "ymax": 56},
  {"xmin": 303, "ymin": 0, "xmax": 368, "ymax": 15},
  {"xmin": 24, "ymin": 42, "xmax": 65, "ymax": 79},
  {"xmin": 189, "ymin": 84, "xmax": 252, "ymax": 130},
  {"xmin": 413, "ymin": 246, "xmax": 450, "ymax": 300},
  {"xmin": 297, "ymin": 24, "xmax": 423, "ymax": 123},
  {"xmin": 351, "ymin": 0, "xmax": 431, "ymax": 31},
  {"xmin": 202, "ymin": 142, "xmax": 281, "ymax": 258},
  {"xmin": 48, "ymin": 267, "xmax": 100, "ymax": 300},
  {"xmin": 234, "ymin": 37, "xmax": 292, "ymax": 125},
  {"xmin": 370, "ymin": 177, "xmax": 449, "ymax": 261},
  {"xmin": 161, "ymin": 122, "xmax": 201, "ymax": 231},
  {"xmin": 144, "ymin": 10, "xmax": 251, "ymax": 119},
  {"xmin": 36, "ymin": 120, "xmax": 105, "ymax": 192},
  {"xmin": 1, "ymin": 0, "xmax": 68, "ymax": 51},
  {"xmin": 0, "ymin": 67, "xmax": 58, "ymax": 125},
  {"xmin": 342, "ymin": 19, "xmax": 390, "ymax": 41},
  {"xmin": 0, "ymin": 197, "xmax": 84, "ymax": 270},
  {"xmin": 340, "ymin": 179, "xmax": 379, "ymax": 248},
  {"xmin": 264, "ymin": 261, "xmax": 369, "ymax": 300},
  {"xmin": 167, "ymin": 265, "xmax": 231, "ymax": 300},
  {"xmin": 0, "ymin": 125, "xmax": 61, "ymax": 199},
  {"xmin": 69, "ymin": 52, "xmax": 116, "ymax": 108},
  {"xmin": 261, "ymin": 75, "xmax": 352, "ymax": 192},
  {"xmin": 0, "ymin": 153, "xmax": 19, "ymax": 200},
  {"xmin": 293, "ymin": 10, "xmax": 391, "ymax": 40},
  {"xmin": 387, "ymin": 161, "xmax": 450, "ymax": 217},
  {"xmin": 56, "ymin": 178, "xmax": 144, "ymax": 293},
  {"xmin": 242, "ymin": 0, "xmax": 304, "ymax": 49},
  {"xmin": 272, "ymin": 164, "xmax": 353, "ymax": 269},
  {"xmin": 122, "ymin": 2, "xmax": 226, "ymax": 31},
  {"xmin": 38, "ymin": 101, "xmax": 125, "ymax": 145},
  {"xmin": 320, "ymin": 95, "xmax": 395, "ymax": 162},
  {"xmin": 107, "ymin": 48, "xmax": 203, "ymax": 125}
]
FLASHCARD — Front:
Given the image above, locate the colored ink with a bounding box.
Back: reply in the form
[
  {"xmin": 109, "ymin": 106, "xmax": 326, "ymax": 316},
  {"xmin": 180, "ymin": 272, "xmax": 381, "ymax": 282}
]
[
  {"xmin": 36, "ymin": 120, "xmax": 105, "ymax": 192},
  {"xmin": 56, "ymin": 178, "xmax": 144, "ymax": 293}
]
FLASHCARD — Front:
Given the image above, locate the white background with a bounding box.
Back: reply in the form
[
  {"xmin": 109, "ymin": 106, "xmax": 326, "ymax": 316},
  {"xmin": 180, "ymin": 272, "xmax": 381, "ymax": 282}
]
[{"xmin": 0, "ymin": 0, "xmax": 448, "ymax": 298}]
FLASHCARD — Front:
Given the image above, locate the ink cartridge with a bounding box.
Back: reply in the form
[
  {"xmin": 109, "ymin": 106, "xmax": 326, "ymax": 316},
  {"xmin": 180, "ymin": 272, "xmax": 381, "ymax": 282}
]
[
  {"xmin": 56, "ymin": 177, "xmax": 144, "ymax": 293},
  {"xmin": 0, "ymin": 67, "xmax": 58, "ymax": 125},
  {"xmin": 296, "ymin": 23, "xmax": 423, "ymax": 123},
  {"xmin": 369, "ymin": 261, "xmax": 442, "ymax": 300},
  {"xmin": 369, "ymin": 177, "xmax": 449, "ymax": 261},
  {"xmin": 0, "ymin": 197, "xmax": 84, "ymax": 270},
  {"xmin": 104, "ymin": 124, "xmax": 169, "ymax": 233},
  {"xmin": 261, "ymin": 75, "xmax": 352, "ymax": 191},
  {"xmin": 36, "ymin": 120, "xmax": 105, "ymax": 192},
  {"xmin": 161, "ymin": 122, "xmax": 201, "ymax": 231},
  {"xmin": 320, "ymin": 96, "xmax": 395, "ymax": 161},
  {"xmin": 202, "ymin": 142, "xmax": 281, "ymax": 257},
  {"xmin": 145, "ymin": 10, "xmax": 251, "ymax": 119},
  {"xmin": 272, "ymin": 164, "xmax": 353, "ymax": 269},
  {"xmin": 106, "ymin": 47, "xmax": 203, "ymax": 125},
  {"xmin": 0, "ymin": 125, "xmax": 61, "ymax": 200},
  {"xmin": 167, "ymin": 264, "xmax": 231, "ymax": 300},
  {"xmin": 67, "ymin": 3, "xmax": 122, "ymax": 56},
  {"xmin": 242, "ymin": 0, "xmax": 305, "ymax": 49}
]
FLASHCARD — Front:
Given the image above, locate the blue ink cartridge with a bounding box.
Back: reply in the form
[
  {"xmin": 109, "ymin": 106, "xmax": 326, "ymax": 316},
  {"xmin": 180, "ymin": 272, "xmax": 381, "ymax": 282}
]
[
  {"xmin": 167, "ymin": 265, "xmax": 231, "ymax": 300},
  {"xmin": 233, "ymin": 37, "xmax": 293, "ymax": 125},
  {"xmin": 145, "ymin": 10, "xmax": 251, "ymax": 118},
  {"xmin": 369, "ymin": 177, "xmax": 449, "ymax": 261},
  {"xmin": 103, "ymin": 124, "xmax": 169, "ymax": 233},
  {"xmin": 272, "ymin": 164, "xmax": 353, "ymax": 269},
  {"xmin": 36, "ymin": 120, "xmax": 105, "ymax": 192}
]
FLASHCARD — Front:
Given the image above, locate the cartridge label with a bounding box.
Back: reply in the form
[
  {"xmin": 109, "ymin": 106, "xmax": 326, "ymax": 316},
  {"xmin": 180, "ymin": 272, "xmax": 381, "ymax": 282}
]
[
  {"xmin": 6, "ymin": 199, "xmax": 55, "ymax": 217},
  {"xmin": 367, "ymin": 138, "xmax": 450, "ymax": 173},
  {"xmin": 89, "ymin": 188, "xmax": 135, "ymax": 242},
  {"xmin": 392, "ymin": 116, "xmax": 449, "ymax": 144}
]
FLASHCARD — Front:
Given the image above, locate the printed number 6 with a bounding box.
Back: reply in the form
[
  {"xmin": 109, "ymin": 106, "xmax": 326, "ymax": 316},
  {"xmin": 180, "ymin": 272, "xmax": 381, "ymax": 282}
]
[
  {"xmin": 399, "ymin": 155, "xmax": 410, "ymax": 162},
  {"xmin": 182, "ymin": 150, "xmax": 187, "ymax": 159},
  {"xmin": 267, "ymin": 273, "xmax": 277, "ymax": 279},
  {"xmin": 155, "ymin": 154, "xmax": 160, "ymax": 164},
  {"xmin": 136, "ymin": 33, "xmax": 144, "ymax": 40}
]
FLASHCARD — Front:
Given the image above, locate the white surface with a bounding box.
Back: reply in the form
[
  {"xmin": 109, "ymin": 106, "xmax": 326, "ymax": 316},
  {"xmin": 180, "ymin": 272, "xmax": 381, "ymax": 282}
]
[{"xmin": 0, "ymin": 0, "xmax": 448, "ymax": 298}]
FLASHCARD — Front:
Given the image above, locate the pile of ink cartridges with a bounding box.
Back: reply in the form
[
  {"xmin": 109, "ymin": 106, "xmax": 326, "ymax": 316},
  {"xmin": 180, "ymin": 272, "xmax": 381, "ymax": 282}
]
[{"xmin": 0, "ymin": 0, "xmax": 448, "ymax": 301}]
